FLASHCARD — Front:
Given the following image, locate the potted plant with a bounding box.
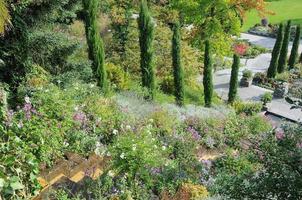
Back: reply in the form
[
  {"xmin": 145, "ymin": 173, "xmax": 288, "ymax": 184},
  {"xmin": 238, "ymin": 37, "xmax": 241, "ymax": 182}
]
[{"xmin": 240, "ymin": 69, "xmax": 253, "ymax": 87}]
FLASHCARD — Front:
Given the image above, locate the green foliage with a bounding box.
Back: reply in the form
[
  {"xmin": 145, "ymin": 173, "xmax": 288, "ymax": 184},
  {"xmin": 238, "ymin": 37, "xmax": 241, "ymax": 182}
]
[
  {"xmin": 242, "ymin": 69, "xmax": 252, "ymax": 79},
  {"xmin": 278, "ymin": 20, "xmax": 291, "ymax": 73},
  {"xmin": 228, "ymin": 54, "xmax": 240, "ymax": 104},
  {"xmin": 109, "ymin": 124, "xmax": 167, "ymax": 193},
  {"xmin": 261, "ymin": 92, "xmax": 273, "ymax": 105},
  {"xmin": 267, "ymin": 23, "xmax": 283, "ymax": 78},
  {"xmin": 288, "ymin": 25, "xmax": 301, "ymax": 69},
  {"xmin": 203, "ymin": 40, "xmax": 213, "ymax": 107},
  {"xmin": 212, "ymin": 124, "xmax": 302, "ymax": 199},
  {"xmin": 0, "ymin": 0, "xmax": 10, "ymax": 34},
  {"xmin": 138, "ymin": 0, "xmax": 155, "ymax": 99},
  {"xmin": 106, "ymin": 62, "xmax": 130, "ymax": 91},
  {"xmin": 233, "ymin": 101, "xmax": 262, "ymax": 116},
  {"xmin": 172, "ymin": 23, "xmax": 185, "ymax": 106},
  {"xmin": 82, "ymin": 0, "xmax": 107, "ymax": 91}
]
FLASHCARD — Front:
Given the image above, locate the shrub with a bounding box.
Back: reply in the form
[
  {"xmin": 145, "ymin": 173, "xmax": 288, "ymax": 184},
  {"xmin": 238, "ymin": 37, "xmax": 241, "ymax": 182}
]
[
  {"xmin": 275, "ymin": 71, "xmax": 290, "ymax": 82},
  {"xmin": 228, "ymin": 54, "xmax": 240, "ymax": 104},
  {"xmin": 261, "ymin": 92, "xmax": 273, "ymax": 105},
  {"xmin": 278, "ymin": 20, "xmax": 291, "ymax": 73},
  {"xmin": 172, "ymin": 22, "xmax": 185, "ymax": 106},
  {"xmin": 288, "ymin": 25, "xmax": 301, "ymax": 69},
  {"xmin": 267, "ymin": 23, "xmax": 283, "ymax": 78},
  {"xmin": 233, "ymin": 101, "xmax": 262, "ymax": 116},
  {"xmin": 138, "ymin": 0, "xmax": 155, "ymax": 99},
  {"xmin": 203, "ymin": 40, "xmax": 213, "ymax": 107},
  {"xmin": 242, "ymin": 69, "xmax": 252, "ymax": 79},
  {"xmin": 106, "ymin": 62, "xmax": 129, "ymax": 91}
]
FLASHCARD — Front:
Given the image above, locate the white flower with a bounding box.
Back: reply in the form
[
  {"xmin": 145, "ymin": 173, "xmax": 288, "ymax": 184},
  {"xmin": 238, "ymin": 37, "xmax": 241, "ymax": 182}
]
[
  {"xmin": 120, "ymin": 153, "xmax": 125, "ymax": 159},
  {"xmin": 45, "ymin": 89, "xmax": 49, "ymax": 92},
  {"xmin": 90, "ymin": 84, "xmax": 95, "ymax": 88},
  {"xmin": 113, "ymin": 129, "xmax": 118, "ymax": 135},
  {"xmin": 154, "ymin": 145, "xmax": 157, "ymax": 149},
  {"xmin": 149, "ymin": 118, "xmax": 154, "ymax": 123},
  {"xmin": 74, "ymin": 106, "xmax": 79, "ymax": 111},
  {"xmin": 108, "ymin": 170, "xmax": 115, "ymax": 177},
  {"xmin": 147, "ymin": 130, "xmax": 152, "ymax": 135},
  {"xmin": 24, "ymin": 96, "xmax": 30, "ymax": 103},
  {"xmin": 132, "ymin": 144, "xmax": 137, "ymax": 151},
  {"xmin": 126, "ymin": 125, "xmax": 131, "ymax": 130},
  {"xmin": 63, "ymin": 141, "xmax": 69, "ymax": 147},
  {"xmin": 162, "ymin": 146, "xmax": 166, "ymax": 150}
]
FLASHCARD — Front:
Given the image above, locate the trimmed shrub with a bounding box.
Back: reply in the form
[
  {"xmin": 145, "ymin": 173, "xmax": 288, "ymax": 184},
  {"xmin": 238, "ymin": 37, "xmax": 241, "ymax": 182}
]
[
  {"xmin": 138, "ymin": 0, "xmax": 155, "ymax": 99},
  {"xmin": 203, "ymin": 40, "xmax": 213, "ymax": 107},
  {"xmin": 172, "ymin": 22, "xmax": 185, "ymax": 106},
  {"xmin": 267, "ymin": 23, "xmax": 283, "ymax": 78},
  {"xmin": 233, "ymin": 101, "xmax": 262, "ymax": 116},
  {"xmin": 288, "ymin": 25, "xmax": 301, "ymax": 69},
  {"xmin": 278, "ymin": 20, "xmax": 291, "ymax": 73},
  {"xmin": 82, "ymin": 0, "xmax": 107, "ymax": 91},
  {"xmin": 228, "ymin": 54, "xmax": 240, "ymax": 104}
]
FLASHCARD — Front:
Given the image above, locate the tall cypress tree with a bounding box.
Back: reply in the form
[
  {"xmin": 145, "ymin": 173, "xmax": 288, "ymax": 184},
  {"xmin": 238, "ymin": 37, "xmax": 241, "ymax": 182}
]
[
  {"xmin": 267, "ymin": 23, "xmax": 284, "ymax": 78},
  {"xmin": 288, "ymin": 25, "xmax": 301, "ymax": 69},
  {"xmin": 278, "ymin": 20, "xmax": 291, "ymax": 73},
  {"xmin": 228, "ymin": 54, "xmax": 240, "ymax": 104},
  {"xmin": 138, "ymin": 0, "xmax": 155, "ymax": 99},
  {"xmin": 203, "ymin": 40, "xmax": 213, "ymax": 107},
  {"xmin": 300, "ymin": 51, "xmax": 302, "ymax": 63},
  {"xmin": 172, "ymin": 22, "xmax": 185, "ymax": 106},
  {"xmin": 82, "ymin": 0, "xmax": 107, "ymax": 90}
]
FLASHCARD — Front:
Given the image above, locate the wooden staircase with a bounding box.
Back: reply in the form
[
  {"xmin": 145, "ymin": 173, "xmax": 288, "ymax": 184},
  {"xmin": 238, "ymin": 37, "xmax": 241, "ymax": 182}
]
[{"xmin": 33, "ymin": 153, "xmax": 109, "ymax": 200}]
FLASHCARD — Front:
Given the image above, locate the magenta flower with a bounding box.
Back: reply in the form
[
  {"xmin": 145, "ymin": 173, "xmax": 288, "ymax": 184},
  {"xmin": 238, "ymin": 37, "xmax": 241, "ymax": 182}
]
[
  {"xmin": 73, "ymin": 111, "xmax": 87, "ymax": 124},
  {"xmin": 188, "ymin": 127, "xmax": 201, "ymax": 140}
]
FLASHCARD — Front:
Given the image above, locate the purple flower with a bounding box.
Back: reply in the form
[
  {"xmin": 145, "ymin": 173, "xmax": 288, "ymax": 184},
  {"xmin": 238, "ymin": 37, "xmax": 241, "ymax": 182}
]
[
  {"xmin": 296, "ymin": 142, "xmax": 302, "ymax": 149},
  {"xmin": 73, "ymin": 112, "xmax": 86, "ymax": 122},
  {"xmin": 188, "ymin": 127, "xmax": 201, "ymax": 140},
  {"xmin": 150, "ymin": 167, "xmax": 161, "ymax": 175},
  {"xmin": 201, "ymin": 159, "xmax": 212, "ymax": 168},
  {"xmin": 275, "ymin": 128, "xmax": 285, "ymax": 140}
]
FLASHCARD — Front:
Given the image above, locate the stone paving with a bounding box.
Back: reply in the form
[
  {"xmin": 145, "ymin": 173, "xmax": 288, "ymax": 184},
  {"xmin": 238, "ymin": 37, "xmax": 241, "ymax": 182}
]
[{"xmin": 212, "ymin": 33, "xmax": 302, "ymax": 122}]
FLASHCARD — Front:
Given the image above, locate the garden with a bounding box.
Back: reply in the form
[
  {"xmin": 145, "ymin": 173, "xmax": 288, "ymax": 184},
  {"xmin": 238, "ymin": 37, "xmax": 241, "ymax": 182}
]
[{"xmin": 0, "ymin": 0, "xmax": 302, "ymax": 200}]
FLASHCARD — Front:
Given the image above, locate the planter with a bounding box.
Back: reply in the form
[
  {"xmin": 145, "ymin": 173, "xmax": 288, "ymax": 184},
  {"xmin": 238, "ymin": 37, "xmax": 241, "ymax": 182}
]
[{"xmin": 240, "ymin": 77, "xmax": 252, "ymax": 87}]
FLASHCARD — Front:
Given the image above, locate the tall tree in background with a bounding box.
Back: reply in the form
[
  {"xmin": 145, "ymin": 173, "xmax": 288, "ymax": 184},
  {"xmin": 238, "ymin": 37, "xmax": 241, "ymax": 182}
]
[
  {"xmin": 203, "ymin": 40, "xmax": 213, "ymax": 107},
  {"xmin": 172, "ymin": 22, "xmax": 185, "ymax": 106},
  {"xmin": 267, "ymin": 23, "xmax": 283, "ymax": 78},
  {"xmin": 278, "ymin": 20, "xmax": 291, "ymax": 73},
  {"xmin": 82, "ymin": 0, "xmax": 107, "ymax": 91},
  {"xmin": 138, "ymin": 0, "xmax": 155, "ymax": 99},
  {"xmin": 300, "ymin": 51, "xmax": 302, "ymax": 63},
  {"xmin": 228, "ymin": 54, "xmax": 240, "ymax": 104},
  {"xmin": 288, "ymin": 25, "xmax": 301, "ymax": 69}
]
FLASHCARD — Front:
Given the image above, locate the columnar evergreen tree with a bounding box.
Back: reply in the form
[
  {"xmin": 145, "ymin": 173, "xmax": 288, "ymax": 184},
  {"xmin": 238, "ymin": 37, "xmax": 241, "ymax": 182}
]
[
  {"xmin": 82, "ymin": 0, "xmax": 107, "ymax": 91},
  {"xmin": 267, "ymin": 23, "xmax": 284, "ymax": 78},
  {"xmin": 300, "ymin": 52, "xmax": 302, "ymax": 63},
  {"xmin": 288, "ymin": 25, "xmax": 301, "ymax": 69},
  {"xmin": 138, "ymin": 0, "xmax": 155, "ymax": 99},
  {"xmin": 172, "ymin": 22, "xmax": 185, "ymax": 106},
  {"xmin": 203, "ymin": 40, "xmax": 213, "ymax": 107},
  {"xmin": 278, "ymin": 20, "xmax": 291, "ymax": 73},
  {"xmin": 228, "ymin": 54, "xmax": 240, "ymax": 104}
]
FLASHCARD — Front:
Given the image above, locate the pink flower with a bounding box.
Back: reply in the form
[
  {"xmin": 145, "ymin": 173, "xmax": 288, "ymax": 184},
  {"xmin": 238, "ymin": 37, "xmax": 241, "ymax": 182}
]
[
  {"xmin": 275, "ymin": 128, "xmax": 285, "ymax": 140},
  {"xmin": 296, "ymin": 142, "xmax": 302, "ymax": 149},
  {"xmin": 234, "ymin": 43, "xmax": 249, "ymax": 56}
]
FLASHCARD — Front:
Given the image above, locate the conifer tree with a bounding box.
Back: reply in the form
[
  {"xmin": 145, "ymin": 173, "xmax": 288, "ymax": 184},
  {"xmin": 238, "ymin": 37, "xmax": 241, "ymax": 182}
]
[
  {"xmin": 138, "ymin": 0, "xmax": 155, "ymax": 99},
  {"xmin": 228, "ymin": 54, "xmax": 240, "ymax": 104},
  {"xmin": 278, "ymin": 20, "xmax": 291, "ymax": 73},
  {"xmin": 267, "ymin": 23, "xmax": 284, "ymax": 78},
  {"xmin": 300, "ymin": 52, "xmax": 302, "ymax": 63},
  {"xmin": 82, "ymin": 0, "xmax": 107, "ymax": 90},
  {"xmin": 203, "ymin": 40, "xmax": 213, "ymax": 107},
  {"xmin": 288, "ymin": 25, "xmax": 301, "ymax": 69},
  {"xmin": 172, "ymin": 22, "xmax": 185, "ymax": 106}
]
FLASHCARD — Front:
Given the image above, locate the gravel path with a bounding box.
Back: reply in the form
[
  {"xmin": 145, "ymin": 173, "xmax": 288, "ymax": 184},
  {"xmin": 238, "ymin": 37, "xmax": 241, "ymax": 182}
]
[{"xmin": 211, "ymin": 33, "xmax": 302, "ymax": 122}]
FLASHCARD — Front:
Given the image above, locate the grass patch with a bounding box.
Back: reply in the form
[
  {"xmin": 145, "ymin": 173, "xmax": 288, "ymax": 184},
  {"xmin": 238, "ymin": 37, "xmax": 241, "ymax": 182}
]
[{"xmin": 242, "ymin": 0, "xmax": 302, "ymax": 31}]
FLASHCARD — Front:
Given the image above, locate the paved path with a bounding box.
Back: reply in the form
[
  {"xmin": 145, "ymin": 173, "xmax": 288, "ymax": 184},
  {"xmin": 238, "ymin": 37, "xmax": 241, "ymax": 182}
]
[{"xmin": 212, "ymin": 33, "xmax": 302, "ymax": 122}]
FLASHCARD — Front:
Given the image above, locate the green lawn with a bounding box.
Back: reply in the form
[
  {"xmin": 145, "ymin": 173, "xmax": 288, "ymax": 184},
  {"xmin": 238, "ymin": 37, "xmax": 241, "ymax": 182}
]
[{"xmin": 242, "ymin": 0, "xmax": 302, "ymax": 31}]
